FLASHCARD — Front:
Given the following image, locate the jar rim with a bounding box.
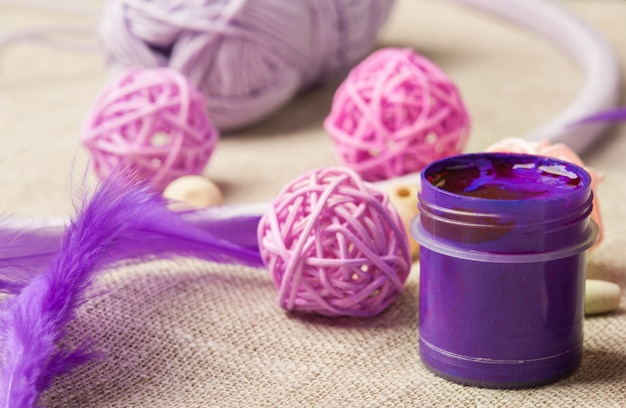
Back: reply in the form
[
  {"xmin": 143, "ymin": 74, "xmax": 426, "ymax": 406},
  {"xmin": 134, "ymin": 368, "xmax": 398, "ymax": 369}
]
[
  {"xmin": 415, "ymin": 152, "xmax": 596, "ymax": 254},
  {"xmin": 420, "ymin": 152, "xmax": 592, "ymax": 205}
]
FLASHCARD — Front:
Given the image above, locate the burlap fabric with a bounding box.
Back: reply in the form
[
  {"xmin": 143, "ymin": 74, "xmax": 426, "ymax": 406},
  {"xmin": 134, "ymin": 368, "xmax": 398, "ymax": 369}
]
[{"xmin": 1, "ymin": 1, "xmax": 626, "ymax": 406}]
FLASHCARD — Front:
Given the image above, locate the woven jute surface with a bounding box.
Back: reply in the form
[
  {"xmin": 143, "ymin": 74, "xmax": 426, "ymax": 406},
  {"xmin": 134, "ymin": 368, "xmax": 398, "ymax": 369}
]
[{"xmin": 1, "ymin": 1, "xmax": 626, "ymax": 406}]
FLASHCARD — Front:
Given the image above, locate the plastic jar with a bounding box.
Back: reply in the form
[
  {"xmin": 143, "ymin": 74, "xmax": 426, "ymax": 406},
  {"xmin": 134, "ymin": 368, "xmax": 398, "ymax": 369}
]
[{"xmin": 411, "ymin": 152, "xmax": 598, "ymax": 388}]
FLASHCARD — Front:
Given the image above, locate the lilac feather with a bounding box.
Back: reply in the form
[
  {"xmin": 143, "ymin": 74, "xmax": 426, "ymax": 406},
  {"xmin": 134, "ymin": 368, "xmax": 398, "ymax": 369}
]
[{"xmin": 0, "ymin": 172, "xmax": 262, "ymax": 407}]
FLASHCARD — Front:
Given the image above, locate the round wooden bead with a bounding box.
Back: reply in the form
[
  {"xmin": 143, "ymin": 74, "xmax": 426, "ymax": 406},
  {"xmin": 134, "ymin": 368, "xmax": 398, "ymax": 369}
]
[
  {"xmin": 162, "ymin": 175, "xmax": 224, "ymax": 208},
  {"xmin": 585, "ymin": 279, "xmax": 621, "ymax": 316},
  {"xmin": 387, "ymin": 183, "xmax": 420, "ymax": 258}
]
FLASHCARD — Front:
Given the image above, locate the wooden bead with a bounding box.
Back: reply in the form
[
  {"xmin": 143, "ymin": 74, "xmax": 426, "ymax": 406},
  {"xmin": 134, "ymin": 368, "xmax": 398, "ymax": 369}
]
[
  {"xmin": 387, "ymin": 183, "xmax": 420, "ymax": 259},
  {"xmin": 163, "ymin": 175, "xmax": 224, "ymax": 209},
  {"xmin": 585, "ymin": 279, "xmax": 621, "ymax": 316}
]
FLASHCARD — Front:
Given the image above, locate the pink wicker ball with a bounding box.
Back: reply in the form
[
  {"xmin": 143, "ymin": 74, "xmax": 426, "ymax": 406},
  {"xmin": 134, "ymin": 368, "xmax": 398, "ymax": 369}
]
[
  {"xmin": 257, "ymin": 167, "xmax": 412, "ymax": 317},
  {"xmin": 324, "ymin": 47, "xmax": 471, "ymax": 182},
  {"xmin": 81, "ymin": 67, "xmax": 219, "ymax": 191}
]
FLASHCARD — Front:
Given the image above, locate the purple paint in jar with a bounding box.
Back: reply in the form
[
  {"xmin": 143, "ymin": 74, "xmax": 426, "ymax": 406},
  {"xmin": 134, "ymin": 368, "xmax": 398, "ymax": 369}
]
[{"xmin": 411, "ymin": 152, "xmax": 598, "ymax": 388}]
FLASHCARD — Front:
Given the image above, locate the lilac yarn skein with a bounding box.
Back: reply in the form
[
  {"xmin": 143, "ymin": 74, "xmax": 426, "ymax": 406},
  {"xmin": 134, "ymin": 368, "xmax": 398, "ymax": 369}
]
[{"xmin": 99, "ymin": 0, "xmax": 395, "ymax": 131}]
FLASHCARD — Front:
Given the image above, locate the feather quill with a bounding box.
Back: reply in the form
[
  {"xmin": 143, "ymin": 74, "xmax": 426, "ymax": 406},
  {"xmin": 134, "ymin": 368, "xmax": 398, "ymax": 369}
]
[{"xmin": 0, "ymin": 172, "xmax": 263, "ymax": 407}]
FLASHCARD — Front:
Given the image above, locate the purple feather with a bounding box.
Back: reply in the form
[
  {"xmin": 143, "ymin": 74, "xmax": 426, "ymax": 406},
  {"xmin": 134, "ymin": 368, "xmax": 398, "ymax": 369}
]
[
  {"xmin": 0, "ymin": 200, "xmax": 264, "ymax": 297},
  {"xmin": 0, "ymin": 171, "xmax": 262, "ymax": 407},
  {"xmin": 0, "ymin": 217, "xmax": 66, "ymax": 295},
  {"xmin": 571, "ymin": 106, "xmax": 626, "ymax": 125}
]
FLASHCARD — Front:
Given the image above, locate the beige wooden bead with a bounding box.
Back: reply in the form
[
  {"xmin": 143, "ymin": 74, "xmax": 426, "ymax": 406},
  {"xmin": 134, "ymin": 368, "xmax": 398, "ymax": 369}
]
[
  {"xmin": 410, "ymin": 261, "xmax": 420, "ymax": 286},
  {"xmin": 163, "ymin": 175, "xmax": 224, "ymax": 209},
  {"xmin": 585, "ymin": 279, "xmax": 621, "ymax": 316},
  {"xmin": 387, "ymin": 183, "xmax": 420, "ymax": 259}
]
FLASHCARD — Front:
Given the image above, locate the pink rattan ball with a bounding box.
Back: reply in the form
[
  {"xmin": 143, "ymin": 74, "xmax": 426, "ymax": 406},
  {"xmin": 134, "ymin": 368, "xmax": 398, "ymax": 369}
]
[
  {"xmin": 257, "ymin": 167, "xmax": 412, "ymax": 317},
  {"xmin": 324, "ymin": 47, "xmax": 470, "ymax": 182},
  {"xmin": 81, "ymin": 67, "xmax": 219, "ymax": 191}
]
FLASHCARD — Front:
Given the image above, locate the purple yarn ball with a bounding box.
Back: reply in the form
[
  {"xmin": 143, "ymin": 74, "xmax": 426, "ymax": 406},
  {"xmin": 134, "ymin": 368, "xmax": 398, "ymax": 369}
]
[{"xmin": 99, "ymin": 0, "xmax": 395, "ymax": 131}]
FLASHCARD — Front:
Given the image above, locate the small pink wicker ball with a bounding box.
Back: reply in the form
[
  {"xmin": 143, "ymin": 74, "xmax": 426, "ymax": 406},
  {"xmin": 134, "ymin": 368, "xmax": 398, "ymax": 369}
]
[
  {"xmin": 324, "ymin": 47, "xmax": 471, "ymax": 182},
  {"xmin": 257, "ymin": 167, "xmax": 412, "ymax": 317},
  {"xmin": 81, "ymin": 67, "xmax": 219, "ymax": 191}
]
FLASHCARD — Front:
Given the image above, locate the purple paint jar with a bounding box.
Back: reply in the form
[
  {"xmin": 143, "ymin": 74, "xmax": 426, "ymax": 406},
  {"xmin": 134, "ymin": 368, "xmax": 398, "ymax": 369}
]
[{"xmin": 411, "ymin": 152, "xmax": 598, "ymax": 388}]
